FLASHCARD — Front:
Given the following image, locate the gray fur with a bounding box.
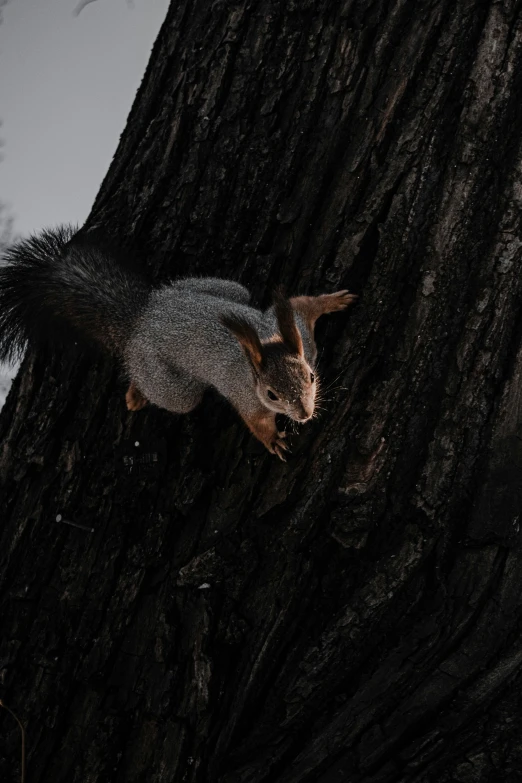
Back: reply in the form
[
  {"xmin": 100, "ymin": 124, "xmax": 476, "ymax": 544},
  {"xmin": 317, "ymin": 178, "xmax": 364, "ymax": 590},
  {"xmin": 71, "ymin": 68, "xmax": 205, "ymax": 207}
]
[
  {"xmin": 173, "ymin": 277, "xmax": 250, "ymax": 304},
  {"xmin": 125, "ymin": 284, "xmax": 317, "ymax": 421},
  {"xmin": 126, "ymin": 287, "xmax": 268, "ymax": 417},
  {"xmin": 0, "ymin": 226, "xmax": 323, "ymax": 445}
]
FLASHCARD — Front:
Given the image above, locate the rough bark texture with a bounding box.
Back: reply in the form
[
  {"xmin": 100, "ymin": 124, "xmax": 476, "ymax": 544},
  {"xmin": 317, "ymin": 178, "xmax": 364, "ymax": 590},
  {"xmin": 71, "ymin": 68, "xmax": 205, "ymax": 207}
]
[{"xmin": 2, "ymin": 1, "xmax": 522, "ymax": 781}]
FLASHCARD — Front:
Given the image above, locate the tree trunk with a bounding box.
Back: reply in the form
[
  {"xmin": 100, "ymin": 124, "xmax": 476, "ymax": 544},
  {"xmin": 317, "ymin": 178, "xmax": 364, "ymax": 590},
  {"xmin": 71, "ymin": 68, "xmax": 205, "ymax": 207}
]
[{"xmin": 2, "ymin": 1, "xmax": 522, "ymax": 781}]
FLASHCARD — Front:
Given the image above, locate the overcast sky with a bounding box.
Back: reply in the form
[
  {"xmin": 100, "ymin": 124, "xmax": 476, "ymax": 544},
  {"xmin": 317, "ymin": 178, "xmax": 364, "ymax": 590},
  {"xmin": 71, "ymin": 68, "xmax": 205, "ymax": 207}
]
[
  {"xmin": 0, "ymin": 0, "xmax": 169, "ymax": 404},
  {"xmin": 0, "ymin": 0, "xmax": 169, "ymax": 235}
]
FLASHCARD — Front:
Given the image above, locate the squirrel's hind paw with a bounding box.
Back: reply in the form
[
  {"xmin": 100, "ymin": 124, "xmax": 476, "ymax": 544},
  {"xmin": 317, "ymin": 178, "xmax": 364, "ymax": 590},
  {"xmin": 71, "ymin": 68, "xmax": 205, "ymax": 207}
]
[
  {"xmin": 126, "ymin": 383, "xmax": 148, "ymax": 412},
  {"xmin": 326, "ymin": 290, "xmax": 359, "ymax": 312}
]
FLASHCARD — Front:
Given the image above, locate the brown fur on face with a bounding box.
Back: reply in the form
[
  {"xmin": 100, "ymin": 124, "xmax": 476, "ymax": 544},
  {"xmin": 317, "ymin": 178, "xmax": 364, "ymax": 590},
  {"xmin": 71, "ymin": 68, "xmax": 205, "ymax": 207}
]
[
  {"xmin": 221, "ymin": 292, "xmax": 316, "ymax": 422},
  {"xmin": 260, "ymin": 344, "xmax": 315, "ymax": 420}
]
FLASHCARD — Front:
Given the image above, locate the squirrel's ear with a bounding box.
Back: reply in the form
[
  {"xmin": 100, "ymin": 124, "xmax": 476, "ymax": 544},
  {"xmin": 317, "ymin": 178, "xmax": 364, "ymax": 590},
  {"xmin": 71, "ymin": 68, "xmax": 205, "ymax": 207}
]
[
  {"xmin": 273, "ymin": 288, "xmax": 304, "ymax": 357},
  {"xmin": 221, "ymin": 314, "xmax": 264, "ymax": 370}
]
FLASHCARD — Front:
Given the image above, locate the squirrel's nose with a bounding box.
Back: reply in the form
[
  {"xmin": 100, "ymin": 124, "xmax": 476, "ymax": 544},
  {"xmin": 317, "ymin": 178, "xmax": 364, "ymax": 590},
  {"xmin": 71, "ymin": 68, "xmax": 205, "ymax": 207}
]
[{"xmin": 297, "ymin": 402, "xmax": 314, "ymax": 421}]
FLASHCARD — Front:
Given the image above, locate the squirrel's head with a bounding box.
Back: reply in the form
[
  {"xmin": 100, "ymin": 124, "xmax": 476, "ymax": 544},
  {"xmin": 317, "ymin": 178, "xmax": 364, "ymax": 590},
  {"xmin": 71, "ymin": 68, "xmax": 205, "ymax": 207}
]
[{"xmin": 222, "ymin": 291, "xmax": 316, "ymax": 422}]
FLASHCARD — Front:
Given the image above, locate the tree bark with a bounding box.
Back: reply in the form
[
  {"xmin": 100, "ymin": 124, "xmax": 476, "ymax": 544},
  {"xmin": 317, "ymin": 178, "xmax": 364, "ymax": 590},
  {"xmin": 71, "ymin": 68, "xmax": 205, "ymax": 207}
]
[{"xmin": 2, "ymin": 1, "xmax": 522, "ymax": 781}]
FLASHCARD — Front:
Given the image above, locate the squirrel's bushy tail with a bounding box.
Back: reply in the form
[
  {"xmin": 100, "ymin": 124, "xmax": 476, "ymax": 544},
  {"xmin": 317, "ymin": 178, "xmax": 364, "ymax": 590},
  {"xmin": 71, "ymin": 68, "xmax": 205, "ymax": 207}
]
[{"xmin": 0, "ymin": 225, "xmax": 150, "ymax": 363}]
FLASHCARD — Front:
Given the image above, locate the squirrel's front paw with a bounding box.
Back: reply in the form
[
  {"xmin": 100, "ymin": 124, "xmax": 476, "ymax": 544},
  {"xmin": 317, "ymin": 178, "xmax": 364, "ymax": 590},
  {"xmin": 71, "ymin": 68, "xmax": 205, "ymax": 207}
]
[
  {"xmin": 267, "ymin": 430, "xmax": 290, "ymax": 461},
  {"xmin": 242, "ymin": 411, "xmax": 290, "ymax": 461}
]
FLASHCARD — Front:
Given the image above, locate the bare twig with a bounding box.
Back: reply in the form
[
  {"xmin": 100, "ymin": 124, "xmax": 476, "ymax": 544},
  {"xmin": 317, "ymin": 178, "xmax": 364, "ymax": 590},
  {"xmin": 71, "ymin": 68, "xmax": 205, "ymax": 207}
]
[{"xmin": 73, "ymin": 0, "xmax": 100, "ymax": 16}]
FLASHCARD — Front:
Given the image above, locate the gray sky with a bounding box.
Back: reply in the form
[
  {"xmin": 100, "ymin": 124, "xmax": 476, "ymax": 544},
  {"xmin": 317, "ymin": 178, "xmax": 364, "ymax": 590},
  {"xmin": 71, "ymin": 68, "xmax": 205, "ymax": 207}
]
[
  {"xmin": 0, "ymin": 0, "xmax": 169, "ymax": 406},
  {"xmin": 0, "ymin": 0, "xmax": 169, "ymax": 235}
]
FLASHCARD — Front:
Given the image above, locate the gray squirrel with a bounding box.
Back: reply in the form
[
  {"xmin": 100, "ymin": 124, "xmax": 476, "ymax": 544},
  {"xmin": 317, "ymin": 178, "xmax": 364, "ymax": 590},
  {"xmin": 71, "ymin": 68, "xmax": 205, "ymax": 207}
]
[{"xmin": 0, "ymin": 226, "xmax": 357, "ymax": 458}]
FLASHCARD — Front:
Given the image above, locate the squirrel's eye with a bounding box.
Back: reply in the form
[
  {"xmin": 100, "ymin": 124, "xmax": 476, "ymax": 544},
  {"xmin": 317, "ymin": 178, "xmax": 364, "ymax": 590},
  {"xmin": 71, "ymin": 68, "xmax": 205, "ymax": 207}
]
[
  {"xmin": 267, "ymin": 390, "xmax": 278, "ymax": 401},
  {"xmin": 310, "ymin": 372, "xmax": 315, "ymax": 383}
]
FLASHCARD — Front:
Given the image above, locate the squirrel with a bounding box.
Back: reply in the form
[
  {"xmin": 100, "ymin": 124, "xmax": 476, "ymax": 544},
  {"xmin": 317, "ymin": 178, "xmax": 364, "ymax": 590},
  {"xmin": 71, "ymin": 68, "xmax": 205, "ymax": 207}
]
[{"xmin": 0, "ymin": 226, "xmax": 357, "ymax": 458}]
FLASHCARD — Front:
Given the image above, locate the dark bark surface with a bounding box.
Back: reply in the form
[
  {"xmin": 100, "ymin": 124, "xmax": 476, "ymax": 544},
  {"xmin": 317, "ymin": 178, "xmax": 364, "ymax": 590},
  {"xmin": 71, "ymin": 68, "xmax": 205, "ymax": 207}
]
[{"xmin": 2, "ymin": 1, "xmax": 522, "ymax": 781}]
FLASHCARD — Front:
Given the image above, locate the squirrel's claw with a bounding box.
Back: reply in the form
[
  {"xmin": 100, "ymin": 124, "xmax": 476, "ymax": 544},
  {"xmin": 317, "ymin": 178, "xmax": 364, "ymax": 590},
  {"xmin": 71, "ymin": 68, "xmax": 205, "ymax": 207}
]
[
  {"xmin": 272, "ymin": 432, "xmax": 290, "ymax": 461},
  {"xmin": 332, "ymin": 290, "xmax": 359, "ymax": 309}
]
